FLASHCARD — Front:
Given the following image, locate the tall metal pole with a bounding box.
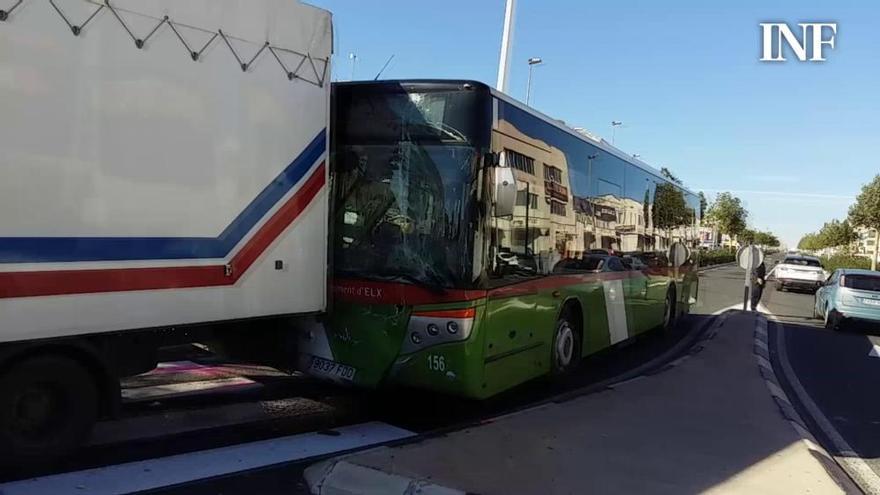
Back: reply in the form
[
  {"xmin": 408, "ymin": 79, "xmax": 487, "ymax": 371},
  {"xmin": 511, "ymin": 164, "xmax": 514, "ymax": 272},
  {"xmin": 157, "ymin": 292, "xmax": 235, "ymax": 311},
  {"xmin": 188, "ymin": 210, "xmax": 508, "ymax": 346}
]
[
  {"xmin": 496, "ymin": 0, "xmax": 516, "ymax": 93},
  {"xmin": 526, "ymin": 64, "xmax": 533, "ymax": 104}
]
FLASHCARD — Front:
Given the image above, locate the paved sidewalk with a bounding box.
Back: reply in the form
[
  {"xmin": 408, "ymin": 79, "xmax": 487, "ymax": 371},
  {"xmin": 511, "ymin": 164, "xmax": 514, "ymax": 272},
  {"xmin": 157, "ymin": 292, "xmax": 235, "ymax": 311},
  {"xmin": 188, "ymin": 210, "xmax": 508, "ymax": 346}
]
[{"xmin": 306, "ymin": 312, "xmax": 855, "ymax": 495}]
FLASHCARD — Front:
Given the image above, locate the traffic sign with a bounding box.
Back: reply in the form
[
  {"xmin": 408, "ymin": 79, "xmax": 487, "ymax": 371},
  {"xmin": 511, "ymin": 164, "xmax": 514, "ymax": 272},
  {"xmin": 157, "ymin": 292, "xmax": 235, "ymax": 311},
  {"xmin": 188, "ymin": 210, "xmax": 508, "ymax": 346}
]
[
  {"xmin": 668, "ymin": 242, "xmax": 690, "ymax": 268},
  {"xmin": 737, "ymin": 245, "xmax": 764, "ymax": 271},
  {"xmin": 737, "ymin": 244, "xmax": 765, "ymax": 311}
]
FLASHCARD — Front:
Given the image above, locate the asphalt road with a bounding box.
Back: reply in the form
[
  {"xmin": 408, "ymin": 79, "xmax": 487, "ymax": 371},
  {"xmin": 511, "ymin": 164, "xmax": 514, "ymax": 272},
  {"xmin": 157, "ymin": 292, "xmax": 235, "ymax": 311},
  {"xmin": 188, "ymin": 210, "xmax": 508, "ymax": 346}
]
[{"xmin": 761, "ymin": 269, "xmax": 880, "ymax": 491}]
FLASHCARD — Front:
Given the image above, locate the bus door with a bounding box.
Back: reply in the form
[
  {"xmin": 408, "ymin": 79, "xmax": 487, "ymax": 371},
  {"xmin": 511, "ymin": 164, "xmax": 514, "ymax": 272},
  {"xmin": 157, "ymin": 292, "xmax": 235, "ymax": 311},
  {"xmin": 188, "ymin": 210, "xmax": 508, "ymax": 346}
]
[{"xmin": 482, "ymin": 182, "xmax": 545, "ymax": 394}]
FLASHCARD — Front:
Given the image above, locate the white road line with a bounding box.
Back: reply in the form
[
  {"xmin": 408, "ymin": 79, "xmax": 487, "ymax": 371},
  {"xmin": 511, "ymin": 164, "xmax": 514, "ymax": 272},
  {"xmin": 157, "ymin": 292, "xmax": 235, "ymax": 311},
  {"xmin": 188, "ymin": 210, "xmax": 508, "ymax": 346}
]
[
  {"xmin": 0, "ymin": 422, "xmax": 415, "ymax": 495},
  {"xmin": 869, "ymin": 344, "xmax": 880, "ymax": 358},
  {"xmin": 773, "ymin": 317, "xmax": 880, "ymax": 494},
  {"xmin": 121, "ymin": 376, "xmax": 260, "ymax": 402}
]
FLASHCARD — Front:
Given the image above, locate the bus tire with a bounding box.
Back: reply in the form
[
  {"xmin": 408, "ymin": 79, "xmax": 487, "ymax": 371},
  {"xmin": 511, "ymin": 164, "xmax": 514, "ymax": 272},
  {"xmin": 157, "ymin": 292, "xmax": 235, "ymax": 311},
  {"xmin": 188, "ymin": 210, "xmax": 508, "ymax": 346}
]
[
  {"xmin": 0, "ymin": 355, "xmax": 99, "ymax": 465},
  {"xmin": 551, "ymin": 305, "xmax": 581, "ymax": 376},
  {"xmin": 662, "ymin": 286, "xmax": 677, "ymax": 331}
]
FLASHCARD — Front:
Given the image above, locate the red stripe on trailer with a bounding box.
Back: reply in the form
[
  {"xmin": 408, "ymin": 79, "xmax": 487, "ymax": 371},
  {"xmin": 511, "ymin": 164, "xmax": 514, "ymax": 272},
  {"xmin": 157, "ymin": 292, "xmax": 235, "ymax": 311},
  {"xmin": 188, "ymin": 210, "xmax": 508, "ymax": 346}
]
[{"xmin": 0, "ymin": 162, "xmax": 326, "ymax": 299}]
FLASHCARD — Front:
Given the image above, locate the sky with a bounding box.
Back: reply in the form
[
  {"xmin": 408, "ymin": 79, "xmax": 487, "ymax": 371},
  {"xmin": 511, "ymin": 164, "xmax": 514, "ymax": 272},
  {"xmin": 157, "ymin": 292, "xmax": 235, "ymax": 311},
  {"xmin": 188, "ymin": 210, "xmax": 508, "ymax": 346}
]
[{"xmin": 311, "ymin": 0, "xmax": 880, "ymax": 248}]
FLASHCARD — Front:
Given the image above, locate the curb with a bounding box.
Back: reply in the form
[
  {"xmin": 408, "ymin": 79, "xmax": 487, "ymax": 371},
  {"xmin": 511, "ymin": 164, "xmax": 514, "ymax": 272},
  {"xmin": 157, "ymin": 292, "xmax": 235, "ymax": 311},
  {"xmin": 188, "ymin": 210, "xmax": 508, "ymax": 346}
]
[
  {"xmin": 304, "ymin": 454, "xmax": 464, "ymax": 495},
  {"xmin": 754, "ymin": 316, "xmax": 863, "ymax": 494}
]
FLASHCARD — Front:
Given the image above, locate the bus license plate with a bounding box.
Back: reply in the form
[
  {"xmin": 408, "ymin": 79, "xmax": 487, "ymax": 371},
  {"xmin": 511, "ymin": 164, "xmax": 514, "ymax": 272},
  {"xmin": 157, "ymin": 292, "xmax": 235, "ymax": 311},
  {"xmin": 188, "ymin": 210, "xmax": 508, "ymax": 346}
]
[
  {"xmin": 863, "ymin": 298, "xmax": 880, "ymax": 307},
  {"xmin": 309, "ymin": 356, "xmax": 356, "ymax": 382}
]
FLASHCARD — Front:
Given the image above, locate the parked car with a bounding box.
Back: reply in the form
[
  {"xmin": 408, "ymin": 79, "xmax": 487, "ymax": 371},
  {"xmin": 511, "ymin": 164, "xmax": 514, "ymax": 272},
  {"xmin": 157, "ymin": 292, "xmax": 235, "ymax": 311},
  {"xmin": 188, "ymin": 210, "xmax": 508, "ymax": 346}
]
[
  {"xmin": 814, "ymin": 269, "xmax": 880, "ymax": 330},
  {"xmin": 771, "ymin": 255, "xmax": 828, "ymax": 293}
]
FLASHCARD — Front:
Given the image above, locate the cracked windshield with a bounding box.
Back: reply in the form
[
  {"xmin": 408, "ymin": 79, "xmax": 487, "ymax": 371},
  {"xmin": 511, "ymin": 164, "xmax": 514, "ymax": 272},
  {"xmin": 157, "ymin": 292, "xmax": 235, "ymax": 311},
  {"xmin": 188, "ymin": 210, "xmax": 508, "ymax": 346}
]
[{"xmin": 1, "ymin": 1, "xmax": 879, "ymax": 494}]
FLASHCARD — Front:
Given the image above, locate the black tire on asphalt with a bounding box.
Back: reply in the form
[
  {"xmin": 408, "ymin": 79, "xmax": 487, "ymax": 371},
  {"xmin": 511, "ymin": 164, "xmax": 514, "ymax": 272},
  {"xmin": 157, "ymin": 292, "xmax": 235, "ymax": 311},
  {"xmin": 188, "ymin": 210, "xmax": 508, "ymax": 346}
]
[
  {"xmin": 775, "ymin": 282, "xmax": 784, "ymax": 292},
  {"xmin": 824, "ymin": 308, "xmax": 841, "ymax": 331},
  {"xmin": 662, "ymin": 286, "xmax": 677, "ymax": 331},
  {"xmin": 551, "ymin": 306, "xmax": 581, "ymax": 376},
  {"xmin": 0, "ymin": 355, "xmax": 99, "ymax": 465}
]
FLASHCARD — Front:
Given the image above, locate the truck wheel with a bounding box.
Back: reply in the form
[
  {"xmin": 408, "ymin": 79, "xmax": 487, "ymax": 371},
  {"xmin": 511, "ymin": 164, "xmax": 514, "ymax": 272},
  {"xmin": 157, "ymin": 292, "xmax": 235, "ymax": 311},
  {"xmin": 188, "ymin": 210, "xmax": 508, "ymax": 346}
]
[
  {"xmin": 0, "ymin": 355, "xmax": 98, "ymax": 464},
  {"xmin": 551, "ymin": 307, "xmax": 581, "ymax": 376}
]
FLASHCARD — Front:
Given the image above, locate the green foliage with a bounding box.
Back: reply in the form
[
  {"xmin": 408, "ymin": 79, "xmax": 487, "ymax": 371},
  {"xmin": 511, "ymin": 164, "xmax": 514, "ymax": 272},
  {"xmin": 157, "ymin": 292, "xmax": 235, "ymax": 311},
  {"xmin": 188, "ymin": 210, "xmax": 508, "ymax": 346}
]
[
  {"xmin": 798, "ymin": 232, "xmax": 822, "ymax": 251},
  {"xmin": 797, "ymin": 220, "xmax": 858, "ymax": 252},
  {"xmin": 705, "ymin": 192, "xmax": 748, "ymax": 238},
  {"xmin": 699, "ymin": 249, "xmax": 736, "ymax": 267},
  {"xmin": 849, "ymin": 175, "xmax": 880, "ymax": 231},
  {"xmin": 754, "ymin": 231, "xmax": 780, "ymax": 247},
  {"xmin": 819, "ymin": 254, "xmax": 873, "ymax": 273},
  {"xmin": 652, "ymin": 182, "xmax": 691, "ymax": 230}
]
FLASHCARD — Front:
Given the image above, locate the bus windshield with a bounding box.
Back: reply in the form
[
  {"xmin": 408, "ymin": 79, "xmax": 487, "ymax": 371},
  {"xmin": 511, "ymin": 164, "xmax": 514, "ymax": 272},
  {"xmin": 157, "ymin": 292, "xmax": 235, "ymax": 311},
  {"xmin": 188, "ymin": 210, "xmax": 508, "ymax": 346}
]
[{"xmin": 332, "ymin": 86, "xmax": 485, "ymax": 289}]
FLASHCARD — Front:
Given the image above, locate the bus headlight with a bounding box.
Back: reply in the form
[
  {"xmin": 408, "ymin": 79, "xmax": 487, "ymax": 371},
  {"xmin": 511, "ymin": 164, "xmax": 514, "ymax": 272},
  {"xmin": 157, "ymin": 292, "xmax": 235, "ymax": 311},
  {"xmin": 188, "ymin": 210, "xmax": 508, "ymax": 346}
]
[{"xmin": 401, "ymin": 308, "xmax": 476, "ymax": 354}]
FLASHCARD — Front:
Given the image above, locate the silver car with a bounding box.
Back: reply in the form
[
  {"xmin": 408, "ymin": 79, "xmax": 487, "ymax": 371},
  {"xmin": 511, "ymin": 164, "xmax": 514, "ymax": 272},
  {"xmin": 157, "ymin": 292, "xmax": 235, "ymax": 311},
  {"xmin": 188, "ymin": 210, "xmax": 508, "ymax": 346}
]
[{"xmin": 814, "ymin": 269, "xmax": 880, "ymax": 330}]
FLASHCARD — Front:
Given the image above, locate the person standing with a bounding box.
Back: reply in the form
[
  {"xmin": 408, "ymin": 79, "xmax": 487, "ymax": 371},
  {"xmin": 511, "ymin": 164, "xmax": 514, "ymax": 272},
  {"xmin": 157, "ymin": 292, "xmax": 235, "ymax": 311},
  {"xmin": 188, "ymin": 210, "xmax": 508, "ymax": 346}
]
[{"xmin": 750, "ymin": 261, "xmax": 767, "ymax": 311}]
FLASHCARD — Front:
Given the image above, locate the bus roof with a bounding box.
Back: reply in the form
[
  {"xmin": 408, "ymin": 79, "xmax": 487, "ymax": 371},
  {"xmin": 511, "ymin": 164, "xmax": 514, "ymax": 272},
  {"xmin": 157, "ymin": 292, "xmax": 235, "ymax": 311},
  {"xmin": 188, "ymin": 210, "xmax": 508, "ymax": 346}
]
[{"xmin": 336, "ymin": 79, "xmax": 698, "ymax": 198}]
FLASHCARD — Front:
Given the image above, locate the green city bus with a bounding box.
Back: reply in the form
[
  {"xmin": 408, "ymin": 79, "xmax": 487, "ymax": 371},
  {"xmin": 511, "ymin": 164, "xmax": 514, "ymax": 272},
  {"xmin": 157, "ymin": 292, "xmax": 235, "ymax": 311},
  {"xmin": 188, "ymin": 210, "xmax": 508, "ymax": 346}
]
[{"xmin": 298, "ymin": 80, "xmax": 701, "ymax": 399}]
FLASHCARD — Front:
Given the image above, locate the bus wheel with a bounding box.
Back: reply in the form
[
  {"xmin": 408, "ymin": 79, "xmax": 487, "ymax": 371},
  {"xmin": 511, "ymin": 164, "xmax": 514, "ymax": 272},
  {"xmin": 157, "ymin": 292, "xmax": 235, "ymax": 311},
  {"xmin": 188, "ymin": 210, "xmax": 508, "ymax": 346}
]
[
  {"xmin": 0, "ymin": 355, "xmax": 99, "ymax": 464},
  {"xmin": 662, "ymin": 287, "xmax": 677, "ymax": 331},
  {"xmin": 551, "ymin": 307, "xmax": 580, "ymax": 375}
]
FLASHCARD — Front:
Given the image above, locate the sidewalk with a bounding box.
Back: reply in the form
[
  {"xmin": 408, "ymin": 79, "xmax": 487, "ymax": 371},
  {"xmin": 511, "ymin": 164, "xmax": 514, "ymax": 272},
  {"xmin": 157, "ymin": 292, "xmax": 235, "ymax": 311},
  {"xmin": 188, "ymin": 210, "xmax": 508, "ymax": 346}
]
[{"xmin": 305, "ymin": 312, "xmax": 855, "ymax": 495}]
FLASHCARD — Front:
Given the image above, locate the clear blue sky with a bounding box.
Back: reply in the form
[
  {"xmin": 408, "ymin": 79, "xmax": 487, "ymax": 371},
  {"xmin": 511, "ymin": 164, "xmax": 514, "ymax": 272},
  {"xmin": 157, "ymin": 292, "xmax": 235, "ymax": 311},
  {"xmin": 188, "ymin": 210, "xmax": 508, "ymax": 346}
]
[{"xmin": 311, "ymin": 0, "xmax": 880, "ymax": 248}]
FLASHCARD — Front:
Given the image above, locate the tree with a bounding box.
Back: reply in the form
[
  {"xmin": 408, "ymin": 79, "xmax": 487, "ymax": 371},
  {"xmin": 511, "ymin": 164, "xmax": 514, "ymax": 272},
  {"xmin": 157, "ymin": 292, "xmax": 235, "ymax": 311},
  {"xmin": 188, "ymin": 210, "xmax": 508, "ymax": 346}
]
[
  {"xmin": 798, "ymin": 232, "xmax": 822, "ymax": 251},
  {"xmin": 817, "ymin": 219, "xmax": 858, "ymax": 253},
  {"xmin": 660, "ymin": 167, "xmax": 683, "ymax": 186},
  {"xmin": 849, "ymin": 174, "xmax": 880, "ymax": 270},
  {"xmin": 698, "ymin": 191, "xmax": 708, "ymax": 222},
  {"xmin": 705, "ymin": 192, "xmax": 748, "ymax": 247},
  {"xmin": 652, "ymin": 182, "xmax": 691, "ymax": 231},
  {"xmin": 754, "ymin": 231, "xmax": 780, "ymax": 247},
  {"xmin": 739, "ymin": 229, "xmax": 757, "ymax": 245}
]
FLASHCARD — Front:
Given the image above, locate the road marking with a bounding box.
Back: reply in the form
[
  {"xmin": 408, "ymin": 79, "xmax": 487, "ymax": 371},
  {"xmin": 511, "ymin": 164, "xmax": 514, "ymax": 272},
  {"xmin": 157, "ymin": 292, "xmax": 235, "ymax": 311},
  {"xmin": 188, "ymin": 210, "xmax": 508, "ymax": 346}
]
[
  {"xmin": 773, "ymin": 319, "xmax": 880, "ymax": 494},
  {"xmin": 603, "ymin": 280, "xmax": 628, "ymax": 344},
  {"xmin": 869, "ymin": 345, "xmax": 880, "ymax": 358},
  {"xmin": 121, "ymin": 376, "xmax": 260, "ymax": 402},
  {"xmin": 0, "ymin": 422, "xmax": 415, "ymax": 495}
]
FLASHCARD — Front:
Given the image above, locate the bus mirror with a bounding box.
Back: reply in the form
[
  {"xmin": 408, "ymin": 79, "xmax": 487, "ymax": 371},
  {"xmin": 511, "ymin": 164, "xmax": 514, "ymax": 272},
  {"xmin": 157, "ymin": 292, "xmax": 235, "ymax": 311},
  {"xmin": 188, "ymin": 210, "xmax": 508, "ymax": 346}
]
[{"xmin": 493, "ymin": 166, "xmax": 516, "ymax": 217}]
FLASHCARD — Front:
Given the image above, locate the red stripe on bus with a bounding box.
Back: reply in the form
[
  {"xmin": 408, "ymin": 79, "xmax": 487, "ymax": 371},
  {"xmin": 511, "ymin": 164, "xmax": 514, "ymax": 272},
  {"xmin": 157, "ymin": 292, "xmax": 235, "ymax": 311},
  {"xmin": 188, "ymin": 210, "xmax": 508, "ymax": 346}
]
[
  {"xmin": 0, "ymin": 163, "xmax": 326, "ymax": 299},
  {"xmin": 332, "ymin": 279, "xmax": 486, "ymax": 306},
  {"xmin": 334, "ymin": 267, "xmax": 677, "ymax": 306}
]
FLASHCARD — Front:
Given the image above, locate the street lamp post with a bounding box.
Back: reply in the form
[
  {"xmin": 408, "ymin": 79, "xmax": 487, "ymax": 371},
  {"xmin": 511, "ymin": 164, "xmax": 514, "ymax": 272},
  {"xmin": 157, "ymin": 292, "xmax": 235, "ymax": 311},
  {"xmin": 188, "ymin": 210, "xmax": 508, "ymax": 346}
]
[
  {"xmin": 611, "ymin": 121, "xmax": 623, "ymax": 145},
  {"xmin": 526, "ymin": 57, "xmax": 543, "ymax": 105}
]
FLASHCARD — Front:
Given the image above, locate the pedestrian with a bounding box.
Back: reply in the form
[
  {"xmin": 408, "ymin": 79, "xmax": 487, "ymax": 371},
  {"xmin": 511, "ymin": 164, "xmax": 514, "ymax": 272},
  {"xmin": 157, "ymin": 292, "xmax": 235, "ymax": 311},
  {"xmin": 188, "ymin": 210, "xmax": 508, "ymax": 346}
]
[{"xmin": 751, "ymin": 261, "xmax": 767, "ymax": 311}]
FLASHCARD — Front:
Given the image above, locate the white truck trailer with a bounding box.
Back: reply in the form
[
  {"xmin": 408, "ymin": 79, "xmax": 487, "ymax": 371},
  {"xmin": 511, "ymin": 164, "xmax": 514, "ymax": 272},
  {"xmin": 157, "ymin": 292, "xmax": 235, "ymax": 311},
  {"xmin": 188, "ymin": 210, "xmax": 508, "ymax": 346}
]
[{"xmin": 0, "ymin": 0, "xmax": 332, "ymax": 461}]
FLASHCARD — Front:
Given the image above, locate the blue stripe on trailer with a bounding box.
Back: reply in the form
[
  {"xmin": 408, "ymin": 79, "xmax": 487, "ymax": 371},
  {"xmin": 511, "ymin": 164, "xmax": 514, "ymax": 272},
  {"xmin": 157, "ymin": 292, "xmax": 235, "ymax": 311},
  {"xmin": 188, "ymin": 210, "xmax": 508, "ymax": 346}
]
[{"xmin": 0, "ymin": 130, "xmax": 326, "ymax": 264}]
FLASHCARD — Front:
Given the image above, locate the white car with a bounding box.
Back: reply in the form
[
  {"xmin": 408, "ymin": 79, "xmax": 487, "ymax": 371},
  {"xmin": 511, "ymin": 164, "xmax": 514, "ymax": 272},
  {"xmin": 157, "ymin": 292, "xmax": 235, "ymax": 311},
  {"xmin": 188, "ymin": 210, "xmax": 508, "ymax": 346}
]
[{"xmin": 772, "ymin": 255, "xmax": 829, "ymax": 293}]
